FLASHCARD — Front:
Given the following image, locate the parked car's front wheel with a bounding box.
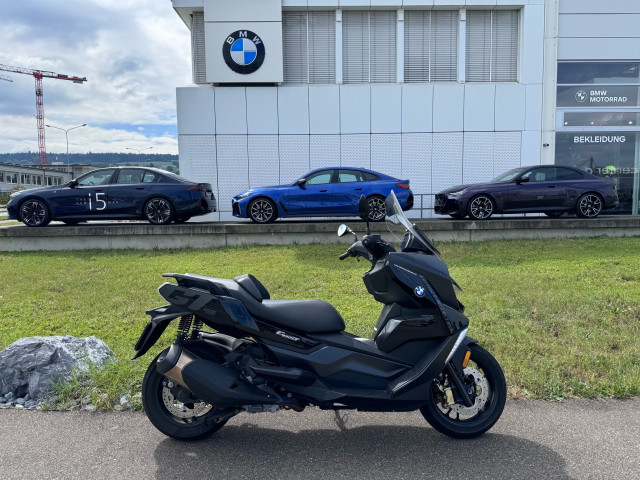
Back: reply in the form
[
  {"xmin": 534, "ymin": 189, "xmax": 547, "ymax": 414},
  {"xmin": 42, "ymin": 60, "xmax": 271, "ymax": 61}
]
[
  {"xmin": 249, "ymin": 198, "xmax": 277, "ymax": 223},
  {"xmin": 467, "ymin": 195, "xmax": 495, "ymax": 220},
  {"xmin": 576, "ymin": 193, "xmax": 603, "ymax": 218},
  {"xmin": 20, "ymin": 199, "xmax": 51, "ymax": 227},
  {"xmin": 144, "ymin": 197, "xmax": 174, "ymax": 225}
]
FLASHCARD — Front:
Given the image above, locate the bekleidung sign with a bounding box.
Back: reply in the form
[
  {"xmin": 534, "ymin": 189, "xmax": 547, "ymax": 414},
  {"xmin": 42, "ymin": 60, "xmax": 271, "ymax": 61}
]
[
  {"xmin": 557, "ymin": 86, "xmax": 638, "ymax": 107},
  {"xmin": 573, "ymin": 135, "xmax": 627, "ymax": 144}
]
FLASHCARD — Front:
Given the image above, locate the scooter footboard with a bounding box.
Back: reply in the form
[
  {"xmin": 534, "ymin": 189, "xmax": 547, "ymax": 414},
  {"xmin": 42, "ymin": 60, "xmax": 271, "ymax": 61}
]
[{"xmin": 387, "ymin": 329, "xmax": 467, "ymax": 396}]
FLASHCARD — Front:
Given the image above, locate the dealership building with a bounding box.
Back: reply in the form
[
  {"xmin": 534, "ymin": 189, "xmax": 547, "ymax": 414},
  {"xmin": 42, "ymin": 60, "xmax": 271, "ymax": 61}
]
[{"xmin": 170, "ymin": 0, "xmax": 640, "ymax": 219}]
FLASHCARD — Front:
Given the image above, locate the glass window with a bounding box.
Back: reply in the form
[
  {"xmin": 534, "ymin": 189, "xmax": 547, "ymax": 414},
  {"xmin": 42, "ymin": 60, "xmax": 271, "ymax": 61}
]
[
  {"xmin": 306, "ymin": 170, "xmax": 333, "ymax": 185},
  {"xmin": 338, "ymin": 170, "xmax": 364, "ymax": 183},
  {"xmin": 21, "ymin": 174, "xmax": 31, "ymax": 185},
  {"xmin": 558, "ymin": 62, "xmax": 640, "ymax": 85},
  {"xmin": 363, "ymin": 172, "xmax": 381, "ymax": 182},
  {"xmin": 563, "ymin": 112, "xmax": 640, "ymax": 127},
  {"xmin": 521, "ymin": 167, "xmax": 557, "ymax": 182},
  {"xmin": 555, "ymin": 132, "xmax": 637, "ymax": 213},
  {"xmin": 116, "ymin": 169, "xmax": 145, "ymax": 184},
  {"xmin": 8, "ymin": 173, "xmax": 17, "ymax": 184},
  {"xmin": 143, "ymin": 171, "xmax": 161, "ymax": 183},
  {"xmin": 404, "ymin": 10, "xmax": 458, "ymax": 83},
  {"xmin": 466, "ymin": 10, "xmax": 519, "ymax": 82},
  {"xmin": 283, "ymin": 11, "xmax": 336, "ymax": 84},
  {"xmin": 0, "ymin": 172, "xmax": 4, "ymax": 183},
  {"xmin": 35, "ymin": 176, "xmax": 42, "ymax": 185},
  {"xmin": 343, "ymin": 11, "xmax": 396, "ymax": 84},
  {"xmin": 556, "ymin": 168, "xmax": 583, "ymax": 180},
  {"xmin": 77, "ymin": 169, "xmax": 115, "ymax": 186},
  {"xmin": 191, "ymin": 12, "xmax": 206, "ymax": 84}
]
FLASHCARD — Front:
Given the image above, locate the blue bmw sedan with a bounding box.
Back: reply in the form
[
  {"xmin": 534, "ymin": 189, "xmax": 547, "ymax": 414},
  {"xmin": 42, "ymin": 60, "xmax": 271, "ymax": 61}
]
[
  {"xmin": 7, "ymin": 167, "xmax": 216, "ymax": 227},
  {"xmin": 232, "ymin": 167, "xmax": 413, "ymax": 223}
]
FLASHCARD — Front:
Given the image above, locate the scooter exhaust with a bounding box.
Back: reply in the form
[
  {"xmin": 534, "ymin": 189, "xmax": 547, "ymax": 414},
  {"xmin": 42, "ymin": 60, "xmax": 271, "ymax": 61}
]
[{"xmin": 156, "ymin": 344, "xmax": 278, "ymax": 408}]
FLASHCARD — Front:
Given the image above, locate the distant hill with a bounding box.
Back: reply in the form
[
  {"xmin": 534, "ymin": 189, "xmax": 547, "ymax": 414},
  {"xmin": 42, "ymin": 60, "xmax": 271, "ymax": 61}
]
[{"xmin": 0, "ymin": 152, "xmax": 179, "ymax": 168}]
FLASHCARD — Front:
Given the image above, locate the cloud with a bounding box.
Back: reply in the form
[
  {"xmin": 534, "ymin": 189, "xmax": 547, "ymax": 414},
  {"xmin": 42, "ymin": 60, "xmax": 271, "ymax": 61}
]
[{"xmin": 0, "ymin": 0, "xmax": 191, "ymax": 155}]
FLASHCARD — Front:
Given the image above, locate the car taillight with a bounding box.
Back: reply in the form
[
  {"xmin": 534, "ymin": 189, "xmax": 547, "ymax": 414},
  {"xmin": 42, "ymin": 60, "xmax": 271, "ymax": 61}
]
[
  {"xmin": 396, "ymin": 183, "xmax": 410, "ymax": 190},
  {"xmin": 187, "ymin": 186, "xmax": 206, "ymax": 192}
]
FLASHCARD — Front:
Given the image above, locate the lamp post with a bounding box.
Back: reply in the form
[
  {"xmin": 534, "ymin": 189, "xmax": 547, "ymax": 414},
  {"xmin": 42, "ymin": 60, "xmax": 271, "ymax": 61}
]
[
  {"xmin": 126, "ymin": 147, "xmax": 153, "ymax": 154},
  {"xmin": 45, "ymin": 123, "xmax": 87, "ymax": 175}
]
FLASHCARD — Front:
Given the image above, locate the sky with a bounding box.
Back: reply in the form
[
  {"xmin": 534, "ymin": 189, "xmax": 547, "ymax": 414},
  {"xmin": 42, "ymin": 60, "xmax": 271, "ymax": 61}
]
[{"xmin": 0, "ymin": 0, "xmax": 192, "ymax": 155}]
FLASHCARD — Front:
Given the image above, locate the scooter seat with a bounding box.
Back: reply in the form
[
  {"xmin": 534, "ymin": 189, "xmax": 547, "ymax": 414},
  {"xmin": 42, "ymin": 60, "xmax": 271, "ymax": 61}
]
[
  {"xmin": 253, "ymin": 299, "xmax": 346, "ymax": 334},
  {"xmin": 173, "ymin": 273, "xmax": 345, "ymax": 334}
]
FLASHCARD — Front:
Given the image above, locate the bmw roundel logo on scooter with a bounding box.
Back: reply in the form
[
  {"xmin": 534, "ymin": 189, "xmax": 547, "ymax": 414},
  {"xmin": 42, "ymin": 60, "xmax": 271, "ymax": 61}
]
[
  {"xmin": 414, "ymin": 286, "xmax": 425, "ymax": 297},
  {"xmin": 222, "ymin": 30, "xmax": 266, "ymax": 75}
]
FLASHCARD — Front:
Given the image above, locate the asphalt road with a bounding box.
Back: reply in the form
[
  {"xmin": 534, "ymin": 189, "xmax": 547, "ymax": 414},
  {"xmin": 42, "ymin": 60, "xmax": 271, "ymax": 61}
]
[{"xmin": 1, "ymin": 399, "xmax": 639, "ymax": 480}]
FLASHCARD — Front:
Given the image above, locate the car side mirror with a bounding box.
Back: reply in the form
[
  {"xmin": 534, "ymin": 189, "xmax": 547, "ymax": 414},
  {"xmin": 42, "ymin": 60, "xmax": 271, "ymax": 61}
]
[
  {"xmin": 68, "ymin": 180, "xmax": 78, "ymax": 188},
  {"xmin": 295, "ymin": 178, "xmax": 306, "ymax": 187},
  {"xmin": 516, "ymin": 177, "xmax": 530, "ymax": 184}
]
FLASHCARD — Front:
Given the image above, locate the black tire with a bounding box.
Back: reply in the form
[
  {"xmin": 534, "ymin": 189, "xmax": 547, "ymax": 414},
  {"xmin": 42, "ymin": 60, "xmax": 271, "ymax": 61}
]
[
  {"xmin": 144, "ymin": 197, "xmax": 174, "ymax": 225},
  {"xmin": 575, "ymin": 193, "xmax": 603, "ymax": 218},
  {"xmin": 366, "ymin": 195, "xmax": 387, "ymax": 222},
  {"xmin": 142, "ymin": 351, "xmax": 228, "ymax": 440},
  {"xmin": 467, "ymin": 195, "xmax": 495, "ymax": 220},
  {"xmin": 544, "ymin": 211, "xmax": 565, "ymax": 218},
  {"xmin": 249, "ymin": 197, "xmax": 277, "ymax": 223},
  {"xmin": 20, "ymin": 199, "xmax": 51, "ymax": 227},
  {"xmin": 420, "ymin": 344, "xmax": 507, "ymax": 439},
  {"xmin": 449, "ymin": 214, "xmax": 466, "ymax": 220}
]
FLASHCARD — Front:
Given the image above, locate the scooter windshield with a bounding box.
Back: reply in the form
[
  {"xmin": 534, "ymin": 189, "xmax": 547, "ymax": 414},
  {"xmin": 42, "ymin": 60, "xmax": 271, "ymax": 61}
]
[{"xmin": 385, "ymin": 191, "xmax": 441, "ymax": 256}]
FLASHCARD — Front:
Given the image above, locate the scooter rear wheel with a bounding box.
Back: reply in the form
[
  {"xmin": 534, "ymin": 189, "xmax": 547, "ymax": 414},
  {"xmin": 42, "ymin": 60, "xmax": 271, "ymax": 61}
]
[
  {"xmin": 142, "ymin": 350, "xmax": 228, "ymax": 440},
  {"xmin": 420, "ymin": 344, "xmax": 506, "ymax": 439}
]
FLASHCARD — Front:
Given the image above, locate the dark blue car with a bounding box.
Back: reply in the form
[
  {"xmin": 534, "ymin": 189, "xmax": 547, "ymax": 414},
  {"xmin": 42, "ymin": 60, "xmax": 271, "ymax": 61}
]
[
  {"xmin": 435, "ymin": 165, "xmax": 618, "ymax": 220},
  {"xmin": 7, "ymin": 167, "xmax": 216, "ymax": 227},
  {"xmin": 232, "ymin": 167, "xmax": 413, "ymax": 223}
]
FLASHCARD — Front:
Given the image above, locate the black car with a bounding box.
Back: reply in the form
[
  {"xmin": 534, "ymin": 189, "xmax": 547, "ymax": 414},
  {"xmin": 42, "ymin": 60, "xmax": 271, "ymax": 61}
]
[
  {"xmin": 435, "ymin": 165, "xmax": 618, "ymax": 220},
  {"xmin": 7, "ymin": 167, "xmax": 216, "ymax": 227}
]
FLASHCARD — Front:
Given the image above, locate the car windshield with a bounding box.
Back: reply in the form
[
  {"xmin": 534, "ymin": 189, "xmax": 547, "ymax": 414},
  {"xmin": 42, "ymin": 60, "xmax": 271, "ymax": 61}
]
[{"xmin": 490, "ymin": 168, "xmax": 526, "ymax": 183}]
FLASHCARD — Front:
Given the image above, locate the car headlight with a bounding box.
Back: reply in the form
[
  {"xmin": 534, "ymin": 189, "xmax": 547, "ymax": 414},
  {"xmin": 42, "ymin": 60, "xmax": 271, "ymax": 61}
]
[
  {"xmin": 235, "ymin": 192, "xmax": 251, "ymax": 200},
  {"xmin": 448, "ymin": 189, "xmax": 467, "ymax": 197}
]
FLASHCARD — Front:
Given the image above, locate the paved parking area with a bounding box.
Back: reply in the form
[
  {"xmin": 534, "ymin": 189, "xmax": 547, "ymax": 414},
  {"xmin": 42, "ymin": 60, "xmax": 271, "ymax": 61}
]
[{"xmin": 1, "ymin": 399, "xmax": 638, "ymax": 479}]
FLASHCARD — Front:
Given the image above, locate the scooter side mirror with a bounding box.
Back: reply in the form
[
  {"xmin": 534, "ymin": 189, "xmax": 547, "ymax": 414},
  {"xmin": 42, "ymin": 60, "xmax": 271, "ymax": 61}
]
[
  {"xmin": 358, "ymin": 195, "xmax": 371, "ymax": 235},
  {"xmin": 337, "ymin": 224, "xmax": 348, "ymax": 237}
]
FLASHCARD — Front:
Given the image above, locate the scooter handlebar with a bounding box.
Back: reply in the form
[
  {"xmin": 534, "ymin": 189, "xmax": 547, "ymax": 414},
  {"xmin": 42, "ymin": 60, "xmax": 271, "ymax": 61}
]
[{"xmin": 338, "ymin": 251, "xmax": 350, "ymax": 260}]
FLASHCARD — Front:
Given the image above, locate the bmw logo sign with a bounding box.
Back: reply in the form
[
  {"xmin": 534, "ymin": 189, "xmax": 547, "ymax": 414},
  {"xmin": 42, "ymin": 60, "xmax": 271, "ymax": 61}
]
[
  {"xmin": 223, "ymin": 30, "xmax": 266, "ymax": 75},
  {"xmin": 575, "ymin": 90, "xmax": 587, "ymax": 103},
  {"xmin": 414, "ymin": 286, "xmax": 425, "ymax": 297}
]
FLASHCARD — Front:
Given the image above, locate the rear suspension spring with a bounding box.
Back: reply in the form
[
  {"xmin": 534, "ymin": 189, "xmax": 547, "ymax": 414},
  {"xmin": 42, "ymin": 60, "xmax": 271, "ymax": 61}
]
[{"xmin": 176, "ymin": 315, "xmax": 193, "ymax": 344}]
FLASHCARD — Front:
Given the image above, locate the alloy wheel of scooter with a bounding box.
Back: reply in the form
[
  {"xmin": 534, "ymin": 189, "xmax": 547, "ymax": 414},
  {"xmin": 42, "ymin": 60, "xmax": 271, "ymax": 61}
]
[
  {"xmin": 420, "ymin": 344, "xmax": 506, "ymax": 439},
  {"xmin": 142, "ymin": 350, "xmax": 229, "ymax": 440}
]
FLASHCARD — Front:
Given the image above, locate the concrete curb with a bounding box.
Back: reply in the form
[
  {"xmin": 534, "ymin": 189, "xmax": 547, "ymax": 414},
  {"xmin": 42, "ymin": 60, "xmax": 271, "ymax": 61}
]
[{"xmin": 1, "ymin": 216, "xmax": 639, "ymax": 251}]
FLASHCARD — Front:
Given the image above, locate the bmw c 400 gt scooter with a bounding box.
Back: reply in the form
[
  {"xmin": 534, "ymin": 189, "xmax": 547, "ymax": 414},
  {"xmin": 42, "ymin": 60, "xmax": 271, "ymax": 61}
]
[{"xmin": 133, "ymin": 191, "xmax": 506, "ymax": 440}]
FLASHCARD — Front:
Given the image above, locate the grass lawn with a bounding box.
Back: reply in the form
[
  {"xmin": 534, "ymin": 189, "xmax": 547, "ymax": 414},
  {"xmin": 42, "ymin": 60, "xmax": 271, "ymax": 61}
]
[{"xmin": 0, "ymin": 237, "xmax": 639, "ymax": 408}]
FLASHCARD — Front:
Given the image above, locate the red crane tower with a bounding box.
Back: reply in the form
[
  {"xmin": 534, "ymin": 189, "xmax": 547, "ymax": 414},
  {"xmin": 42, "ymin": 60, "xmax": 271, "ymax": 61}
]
[{"xmin": 0, "ymin": 64, "xmax": 87, "ymax": 165}]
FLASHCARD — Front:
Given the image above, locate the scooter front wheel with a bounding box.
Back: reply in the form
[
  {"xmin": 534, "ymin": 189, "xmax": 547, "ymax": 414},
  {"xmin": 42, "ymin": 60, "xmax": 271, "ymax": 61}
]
[
  {"xmin": 420, "ymin": 344, "xmax": 506, "ymax": 439},
  {"xmin": 142, "ymin": 350, "xmax": 229, "ymax": 440}
]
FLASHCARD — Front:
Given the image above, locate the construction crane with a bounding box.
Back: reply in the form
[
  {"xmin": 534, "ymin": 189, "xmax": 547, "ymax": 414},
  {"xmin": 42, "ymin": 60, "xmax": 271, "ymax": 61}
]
[
  {"xmin": 0, "ymin": 74, "xmax": 13, "ymax": 82},
  {"xmin": 0, "ymin": 64, "xmax": 87, "ymax": 165}
]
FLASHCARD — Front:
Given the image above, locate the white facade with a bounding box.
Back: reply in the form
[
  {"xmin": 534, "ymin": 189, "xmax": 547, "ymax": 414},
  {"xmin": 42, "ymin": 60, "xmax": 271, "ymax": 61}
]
[{"xmin": 173, "ymin": 0, "xmax": 549, "ymax": 220}]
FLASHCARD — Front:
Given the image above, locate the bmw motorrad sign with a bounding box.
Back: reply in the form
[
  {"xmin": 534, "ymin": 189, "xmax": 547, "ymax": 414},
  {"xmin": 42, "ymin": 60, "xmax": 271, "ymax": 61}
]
[{"xmin": 223, "ymin": 30, "xmax": 266, "ymax": 75}]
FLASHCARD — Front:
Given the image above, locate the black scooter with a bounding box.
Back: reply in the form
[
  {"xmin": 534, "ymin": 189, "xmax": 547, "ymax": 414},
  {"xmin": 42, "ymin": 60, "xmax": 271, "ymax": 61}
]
[{"xmin": 134, "ymin": 192, "xmax": 506, "ymax": 440}]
